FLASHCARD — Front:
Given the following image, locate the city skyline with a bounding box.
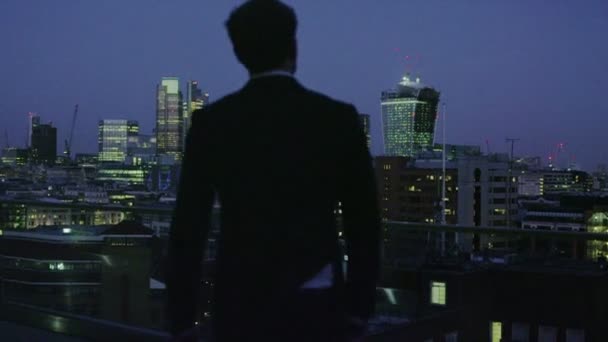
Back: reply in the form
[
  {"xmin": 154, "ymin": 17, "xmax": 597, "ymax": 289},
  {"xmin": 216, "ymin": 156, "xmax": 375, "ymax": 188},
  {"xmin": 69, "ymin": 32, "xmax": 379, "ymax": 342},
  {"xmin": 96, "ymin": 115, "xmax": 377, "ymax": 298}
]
[
  {"xmin": 2, "ymin": 2, "xmax": 608, "ymax": 339},
  {"xmin": 1, "ymin": 1, "xmax": 608, "ymax": 169}
]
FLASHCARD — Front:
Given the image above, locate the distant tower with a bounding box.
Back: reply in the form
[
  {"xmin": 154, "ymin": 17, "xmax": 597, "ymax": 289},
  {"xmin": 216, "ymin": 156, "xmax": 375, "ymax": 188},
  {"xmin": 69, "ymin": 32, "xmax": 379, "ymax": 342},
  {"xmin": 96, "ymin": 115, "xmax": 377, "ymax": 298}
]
[
  {"xmin": 31, "ymin": 119, "xmax": 57, "ymax": 166},
  {"xmin": 184, "ymin": 80, "xmax": 209, "ymax": 144},
  {"xmin": 358, "ymin": 114, "xmax": 371, "ymax": 150},
  {"xmin": 28, "ymin": 112, "xmax": 40, "ymax": 148},
  {"xmin": 156, "ymin": 77, "xmax": 184, "ymax": 163},
  {"xmin": 381, "ymin": 75, "xmax": 440, "ymax": 157}
]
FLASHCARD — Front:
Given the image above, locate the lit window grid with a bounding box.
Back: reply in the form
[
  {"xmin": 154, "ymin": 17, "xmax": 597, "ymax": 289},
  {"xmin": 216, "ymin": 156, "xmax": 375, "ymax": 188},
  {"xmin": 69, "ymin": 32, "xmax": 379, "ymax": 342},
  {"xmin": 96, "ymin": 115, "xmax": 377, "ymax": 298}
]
[
  {"xmin": 97, "ymin": 168, "xmax": 145, "ymax": 185},
  {"xmin": 156, "ymin": 90, "xmax": 184, "ymax": 156},
  {"xmin": 382, "ymin": 99, "xmax": 437, "ymax": 157},
  {"xmin": 98, "ymin": 121, "xmax": 130, "ymax": 162}
]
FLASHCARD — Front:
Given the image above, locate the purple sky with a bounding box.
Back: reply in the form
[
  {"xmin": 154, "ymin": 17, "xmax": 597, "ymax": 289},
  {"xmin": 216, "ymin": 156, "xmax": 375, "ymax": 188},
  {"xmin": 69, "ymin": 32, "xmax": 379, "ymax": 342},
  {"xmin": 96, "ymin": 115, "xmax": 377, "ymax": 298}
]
[{"xmin": 1, "ymin": 1, "xmax": 607, "ymax": 170}]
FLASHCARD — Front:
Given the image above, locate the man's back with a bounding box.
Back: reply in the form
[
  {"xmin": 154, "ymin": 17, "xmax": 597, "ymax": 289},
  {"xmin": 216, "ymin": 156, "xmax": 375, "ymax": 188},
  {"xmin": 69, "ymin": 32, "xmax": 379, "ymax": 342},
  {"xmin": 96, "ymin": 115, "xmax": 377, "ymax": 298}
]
[
  {"xmin": 203, "ymin": 75, "xmax": 367, "ymax": 290},
  {"xmin": 167, "ymin": 2, "xmax": 380, "ymax": 341}
]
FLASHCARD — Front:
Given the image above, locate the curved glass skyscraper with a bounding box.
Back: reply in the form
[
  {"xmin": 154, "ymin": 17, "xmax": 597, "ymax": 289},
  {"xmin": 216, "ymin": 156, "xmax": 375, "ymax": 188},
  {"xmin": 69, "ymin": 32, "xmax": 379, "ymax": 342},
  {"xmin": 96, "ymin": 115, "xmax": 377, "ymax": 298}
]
[{"xmin": 381, "ymin": 75, "xmax": 440, "ymax": 157}]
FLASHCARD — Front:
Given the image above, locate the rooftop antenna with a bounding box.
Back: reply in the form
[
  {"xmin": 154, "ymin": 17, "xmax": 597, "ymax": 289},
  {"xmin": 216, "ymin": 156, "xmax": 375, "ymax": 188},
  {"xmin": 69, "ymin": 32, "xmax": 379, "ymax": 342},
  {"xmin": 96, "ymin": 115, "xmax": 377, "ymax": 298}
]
[
  {"xmin": 441, "ymin": 103, "xmax": 447, "ymax": 256},
  {"xmin": 393, "ymin": 48, "xmax": 422, "ymax": 78},
  {"xmin": 505, "ymin": 137, "xmax": 520, "ymax": 227},
  {"xmin": 4, "ymin": 129, "xmax": 9, "ymax": 148}
]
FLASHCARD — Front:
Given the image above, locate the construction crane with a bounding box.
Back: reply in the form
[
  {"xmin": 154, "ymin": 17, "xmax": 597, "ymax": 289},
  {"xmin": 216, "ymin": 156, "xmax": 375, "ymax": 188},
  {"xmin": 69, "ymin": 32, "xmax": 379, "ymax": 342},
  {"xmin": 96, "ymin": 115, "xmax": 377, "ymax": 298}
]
[{"xmin": 64, "ymin": 104, "xmax": 79, "ymax": 160}]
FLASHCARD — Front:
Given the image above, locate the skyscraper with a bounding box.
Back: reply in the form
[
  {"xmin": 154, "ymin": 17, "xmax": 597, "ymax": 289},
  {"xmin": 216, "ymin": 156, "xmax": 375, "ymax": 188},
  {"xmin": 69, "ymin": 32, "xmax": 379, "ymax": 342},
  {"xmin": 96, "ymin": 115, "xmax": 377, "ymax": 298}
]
[
  {"xmin": 28, "ymin": 112, "xmax": 40, "ymax": 148},
  {"xmin": 359, "ymin": 114, "xmax": 371, "ymax": 150},
  {"xmin": 156, "ymin": 77, "xmax": 184, "ymax": 163},
  {"xmin": 185, "ymin": 80, "xmax": 209, "ymax": 134},
  {"xmin": 98, "ymin": 120, "xmax": 138, "ymax": 163},
  {"xmin": 126, "ymin": 121, "xmax": 140, "ymax": 157},
  {"xmin": 381, "ymin": 75, "xmax": 440, "ymax": 157},
  {"xmin": 31, "ymin": 121, "xmax": 57, "ymax": 166}
]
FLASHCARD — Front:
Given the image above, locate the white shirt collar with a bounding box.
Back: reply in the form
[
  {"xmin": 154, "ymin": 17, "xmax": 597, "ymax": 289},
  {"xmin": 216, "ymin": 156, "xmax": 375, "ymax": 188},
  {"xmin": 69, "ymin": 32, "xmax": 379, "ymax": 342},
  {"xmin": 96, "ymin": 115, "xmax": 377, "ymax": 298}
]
[{"xmin": 250, "ymin": 69, "xmax": 294, "ymax": 80}]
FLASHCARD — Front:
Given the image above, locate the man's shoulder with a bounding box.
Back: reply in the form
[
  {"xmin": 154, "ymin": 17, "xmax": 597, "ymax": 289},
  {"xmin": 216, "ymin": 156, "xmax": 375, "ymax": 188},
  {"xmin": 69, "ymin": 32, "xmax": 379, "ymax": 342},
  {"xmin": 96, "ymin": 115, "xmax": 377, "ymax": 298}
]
[
  {"xmin": 195, "ymin": 92, "xmax": 239, "ymax": 114},
  {"xmin": 300, "ymin": 87, "xmax": 356, "ymax": 114},
  {"xmin": 190, "ymin": 92, "xmax": 240, "ymax": 123},
  {"xmin": 190, "ymin": 84, "xmax": 358, "ymax": 122}
]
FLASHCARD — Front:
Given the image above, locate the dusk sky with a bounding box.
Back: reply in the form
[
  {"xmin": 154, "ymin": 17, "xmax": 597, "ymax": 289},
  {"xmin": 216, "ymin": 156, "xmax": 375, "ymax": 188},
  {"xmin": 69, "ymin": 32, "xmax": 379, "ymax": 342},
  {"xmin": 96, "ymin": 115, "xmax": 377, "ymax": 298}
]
[{"xmin": 1, "ymin": 1, "xmax": 607, "ymax": 170}]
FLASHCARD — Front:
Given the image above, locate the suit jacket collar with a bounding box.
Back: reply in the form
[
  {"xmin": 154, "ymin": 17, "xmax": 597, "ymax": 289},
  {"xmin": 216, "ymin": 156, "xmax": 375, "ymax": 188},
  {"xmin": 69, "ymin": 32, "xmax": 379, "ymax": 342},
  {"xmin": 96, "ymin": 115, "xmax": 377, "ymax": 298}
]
[{"xmin": 242, "ymin": 74, "xmax": 301, "ymax": 92}]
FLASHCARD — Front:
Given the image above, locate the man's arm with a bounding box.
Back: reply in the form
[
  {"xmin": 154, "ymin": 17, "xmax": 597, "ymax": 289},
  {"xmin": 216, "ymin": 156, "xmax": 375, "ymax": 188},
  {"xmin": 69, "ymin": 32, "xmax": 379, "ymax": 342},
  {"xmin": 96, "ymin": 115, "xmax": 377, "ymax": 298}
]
[
  {"xmin": 167, "ymin": 111, "xmax": 215, "ymax": 335},
  {"xmin": 338, "ymin": 106, "xmax": 381, "ymax": 321}
]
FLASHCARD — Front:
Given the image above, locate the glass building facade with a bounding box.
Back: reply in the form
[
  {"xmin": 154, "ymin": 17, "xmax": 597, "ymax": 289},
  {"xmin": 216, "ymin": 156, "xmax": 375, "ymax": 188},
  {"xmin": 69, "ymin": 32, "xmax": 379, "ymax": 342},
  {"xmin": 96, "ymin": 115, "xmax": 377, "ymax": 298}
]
[
  {"xmin": 156, "ymin": 77, "xmax": 184, "ymax": 163},
  {"xmin": 96, "ymin": 165, "xmax": 145, "ymax": 185},
  {"xmin": 1, "ymin": 147, "xmax": 29, "ymax": 166},
  {"xmin": 185, "ymin": 80, "xmax": 209, "ymax": 139},
  {"xmin": 98, "ymin": 120, "xmax": 139, "ymax": 163},
  {"xmin": 381, "ymin": 75, "xmax": 440, "ymax": 157}
]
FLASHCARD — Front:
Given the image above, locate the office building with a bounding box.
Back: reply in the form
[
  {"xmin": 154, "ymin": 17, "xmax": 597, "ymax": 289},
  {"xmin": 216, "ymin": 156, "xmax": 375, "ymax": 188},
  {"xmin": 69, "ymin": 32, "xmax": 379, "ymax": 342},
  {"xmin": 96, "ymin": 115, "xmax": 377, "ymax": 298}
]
[
  {"xmin": 75, "ymin": 153, "xmax": 99, "ymax": 165},
  {"xmin": 149, "ymin": 163, "xmax": 181, "ymax": 192},
  {"xmin": 31, "ymin": 121, "xmax": 57, "ymax": 166},
  {"xmin": 541, "ymin": 170, "xmax": 592, "ymax": 195},
  {"xmin": 1, "ymin": 147, "xmax": 29, "ymax": 166},
  {"xmin": 28, "ymin": 112, "xmax": 40, "ymax": 148},
  {"xmin": 156, "ymin": 77, "xmax": 184, "ymax": 163},
  {"xmin": 381, "ymin": 75, "xmax": 440, "ymax": 157},
  {"xmin": 518, "ymin": 172, "xmax": 543, "ymax": 197},
  {"xmin": 126, "ymin": 134, "xmax": 156, "ymax": 166},
  {"xmin": 359, "ymin": 114, "xmax": 371, "ymax": 150},
  {"xmin": 416, "ymin": 144, "xmax": 482, "ymax": 161},
  {"xmin": 185, "ymin": 80, "xmax": 209, "ymax": 138},
  {"xmin": 412, "ymin": 153, "xmax": 519, "ymax": 229},
  {"xmin": 455, "ymin": 154, "xmax": 519, "ymax": 229},
  {"xmin": 517, "ymin": 169, "xmax": 592, "ymax": 197},
  {"xmin": 96, "ymin": 164, "xmax": 145, "ymax": 185},
  {"xmin": 98, "ymin": 120, "xmax": 139, "ymax": 163},
  {"xmin": 126, "ymin": 120, "xmax": 140, "ymax": 154},
  {"xmin": 375, "ymin": 156, "xmax": 458, "ymax": 224}
]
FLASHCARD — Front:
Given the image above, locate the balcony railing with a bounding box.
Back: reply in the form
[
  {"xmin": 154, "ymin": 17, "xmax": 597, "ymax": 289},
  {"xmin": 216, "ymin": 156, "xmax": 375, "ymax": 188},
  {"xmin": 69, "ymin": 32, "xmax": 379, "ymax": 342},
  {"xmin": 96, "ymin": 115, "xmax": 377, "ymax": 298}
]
[{"xmin": 1, "ymin": 222, "xmax": 607, "ymax": 341}]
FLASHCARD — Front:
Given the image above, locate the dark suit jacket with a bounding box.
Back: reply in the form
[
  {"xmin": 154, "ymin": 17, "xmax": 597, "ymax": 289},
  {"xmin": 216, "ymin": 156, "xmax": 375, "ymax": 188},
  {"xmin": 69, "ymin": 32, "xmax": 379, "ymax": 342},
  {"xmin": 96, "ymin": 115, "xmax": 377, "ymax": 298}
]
[{"xmin": 167, "ymin": 75, "xmax": 380, "ymax": 335}]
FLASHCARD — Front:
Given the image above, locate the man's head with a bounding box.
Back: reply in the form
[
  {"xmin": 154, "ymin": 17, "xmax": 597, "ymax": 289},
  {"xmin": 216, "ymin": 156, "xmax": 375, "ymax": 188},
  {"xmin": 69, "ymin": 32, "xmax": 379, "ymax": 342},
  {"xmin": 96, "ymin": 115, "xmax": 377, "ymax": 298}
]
[{"xmin": 226, "ymin": 0, "xmax": 298, "ymax": 75}]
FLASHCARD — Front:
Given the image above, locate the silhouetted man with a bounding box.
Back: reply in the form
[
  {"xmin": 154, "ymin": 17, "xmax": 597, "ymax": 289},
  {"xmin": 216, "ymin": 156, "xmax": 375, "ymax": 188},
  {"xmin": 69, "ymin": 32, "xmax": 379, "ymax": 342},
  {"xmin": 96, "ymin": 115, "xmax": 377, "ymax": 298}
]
[{"xmin": 167, "ymin": 1, "xmax": 380, "ymax": 341}]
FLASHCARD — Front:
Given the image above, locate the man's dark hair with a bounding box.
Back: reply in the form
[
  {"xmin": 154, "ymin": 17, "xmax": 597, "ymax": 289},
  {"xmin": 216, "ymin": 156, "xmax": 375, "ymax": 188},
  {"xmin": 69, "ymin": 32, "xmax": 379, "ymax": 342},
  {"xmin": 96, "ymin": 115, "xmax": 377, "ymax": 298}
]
[{"xmin": 226, "ymin": 0, "xmax": 298, "ymax": 74}]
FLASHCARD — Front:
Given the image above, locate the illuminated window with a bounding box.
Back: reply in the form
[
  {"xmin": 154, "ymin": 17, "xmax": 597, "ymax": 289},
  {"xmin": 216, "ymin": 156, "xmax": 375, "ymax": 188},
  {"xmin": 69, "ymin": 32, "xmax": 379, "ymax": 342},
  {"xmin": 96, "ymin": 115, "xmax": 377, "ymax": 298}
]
[
  {"xmin": 430, "ymin": 281, "xmax": 446, "ymax": 305},
  {"xmin": 493, "ymin": 208, "xmax": 506, "ymax": 215},
  {"xmin": 490, "ymin": 322, "xmax": 502, "ymax": 342}
]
